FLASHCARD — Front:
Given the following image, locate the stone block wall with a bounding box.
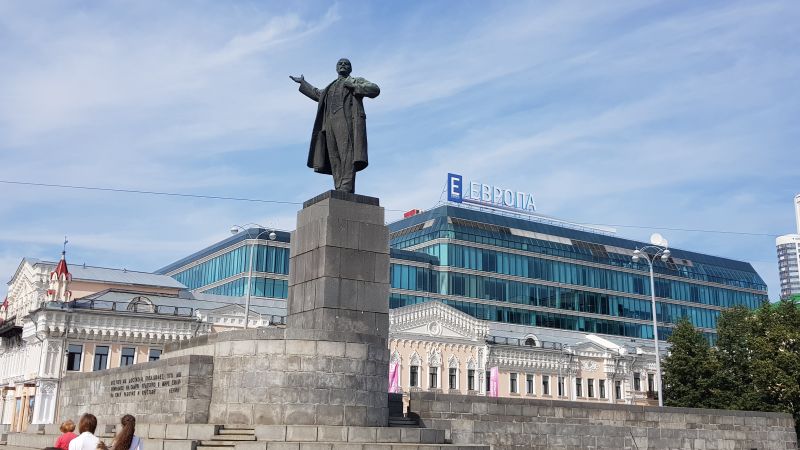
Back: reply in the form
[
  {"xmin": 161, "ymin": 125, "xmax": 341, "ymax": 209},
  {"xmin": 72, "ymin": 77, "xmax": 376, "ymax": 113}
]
[
  {"xmin": 59, "ymin": 355, "xmax": 213, "ymax": 424},
  {"xmin": 410, "ymin": 392, "xmax": 798, "ymax": 450},
  {"xmin": 164, "ymin": 327, "xmax": 390, "ymax": 427}
]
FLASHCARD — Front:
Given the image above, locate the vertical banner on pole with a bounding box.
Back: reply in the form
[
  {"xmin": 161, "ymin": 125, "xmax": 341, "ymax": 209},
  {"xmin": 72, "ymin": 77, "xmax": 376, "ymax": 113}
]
[
  {"xmin": 388, "ymin": 362, "xmax": 400, "ymax": 393},
  {"xmin": 490, "ymin": 366, "xmax": 499, "ymax": 397}
]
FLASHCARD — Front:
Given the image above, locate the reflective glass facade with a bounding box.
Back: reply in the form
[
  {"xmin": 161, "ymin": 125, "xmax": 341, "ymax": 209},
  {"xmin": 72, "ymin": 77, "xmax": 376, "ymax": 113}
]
[
  {"xmin": 171, "ymin": 244, "xmax": 289, "ymax": 291},
  {"xmin": 156, "ymin": 228, "xmax": 292, "ymax": 300},
  {"xmin": 158, "ymin": 207, "xmax": 767, "ymax": 343},
  {"xmin": 388, "ymin": 206, "xmax": 768, "ymax": 342}
]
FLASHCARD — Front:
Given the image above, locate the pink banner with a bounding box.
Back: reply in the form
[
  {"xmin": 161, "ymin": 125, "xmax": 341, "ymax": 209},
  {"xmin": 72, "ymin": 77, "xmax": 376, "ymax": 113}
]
[
  {"xmin": 489, "ymin": 366, "xmax": 499, "ymax": 397},
  {"xmin": 389, "ymin": 362, "xmax": 400, "ymax": 393}
]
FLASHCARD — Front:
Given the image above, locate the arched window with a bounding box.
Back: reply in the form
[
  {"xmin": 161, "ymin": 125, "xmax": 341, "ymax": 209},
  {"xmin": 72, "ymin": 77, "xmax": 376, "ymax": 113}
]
[
  {"xmin": 448, "ymin": 355, "xmax": 459, "ymax": 390},
  {"xmin": 409, "ymin": 352, "xmax": 421, "ymax": 388},
  {"xmin": 428, "ymin": 350, "xmax": 442, "ymax": 389},
  {"xmin": 524, "ymin": 334, "xmax": 540, "ymax": 347},
  {"xmin": 466, "ymin": 357, "xmax": 477, "ymax": 391},
  {"xmin": 128, "ymin": 296, "xmax": 155, "ymax": 313}
]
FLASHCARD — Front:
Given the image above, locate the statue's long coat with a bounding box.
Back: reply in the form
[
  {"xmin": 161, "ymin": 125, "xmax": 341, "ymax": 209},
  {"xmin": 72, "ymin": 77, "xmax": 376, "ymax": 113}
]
[{"xmin": 298, "ymin": 77, "xmax": 380, "ymax": 175}]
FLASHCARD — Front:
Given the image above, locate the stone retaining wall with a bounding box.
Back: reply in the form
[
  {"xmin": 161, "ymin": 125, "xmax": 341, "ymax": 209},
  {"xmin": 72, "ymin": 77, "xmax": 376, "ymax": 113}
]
[
  {"xmin": 59, "ymin": 355, "xmax": 213, "ymax": 424},
  {"xmin": 164, "ymin": 328, "xmax": 390, "ymax": 427},
  {"xmin": 410, "ymin": 392, "xmax": 798, "ymax": 450}
]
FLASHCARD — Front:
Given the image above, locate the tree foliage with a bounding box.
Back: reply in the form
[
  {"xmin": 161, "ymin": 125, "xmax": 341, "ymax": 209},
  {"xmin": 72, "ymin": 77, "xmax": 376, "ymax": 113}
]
[
  {"xmin": 662, "ymin": 317, "xmax": 725, "ymax": 409},
  {"xmin": 662, "ymin": 300, "xmax": 800, "ymax": 436}
]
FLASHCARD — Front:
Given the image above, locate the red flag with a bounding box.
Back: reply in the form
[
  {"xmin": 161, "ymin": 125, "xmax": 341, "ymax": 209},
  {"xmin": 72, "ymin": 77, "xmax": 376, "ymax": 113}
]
[{"xmin": 1, "ymin": 297, "xmax": 8, "ymax": 310}]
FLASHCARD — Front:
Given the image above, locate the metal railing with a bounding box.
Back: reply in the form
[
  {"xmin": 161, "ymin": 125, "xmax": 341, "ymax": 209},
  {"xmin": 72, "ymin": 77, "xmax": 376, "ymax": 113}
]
[
  {"xmin": 45, "ymin": 301, "xmax": 288, "ymax": 326},
  {"xmin": 486, "ymin": 335, "xmax": 564, "ymax": 350},
  {"xmin": 46, "ymin": 300, "xmax": 195, "ymax": 317}
]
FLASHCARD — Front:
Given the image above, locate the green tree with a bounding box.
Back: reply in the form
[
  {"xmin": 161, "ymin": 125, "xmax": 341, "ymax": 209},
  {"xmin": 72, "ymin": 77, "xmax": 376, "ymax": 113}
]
[
  {"xmin": 662, "ymin": 317, "xmax": 726, "ymax": 409},
  {"xmin": 715, "ymin": 306, "xmax": 761, "ymax": 410},
  {"xmin": 749, "ymin": 300, "xmax": 800, "ymax": 434}
]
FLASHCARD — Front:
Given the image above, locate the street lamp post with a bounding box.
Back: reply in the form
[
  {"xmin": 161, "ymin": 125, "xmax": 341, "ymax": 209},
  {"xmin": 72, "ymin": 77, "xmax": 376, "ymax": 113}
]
[
  {"xmin": 230, "ymin": 224, "xmax": 277, "ymax": 329},
  {"xmin": 632, "ymin": 235, "xmax": 671, "ymax": 408}
]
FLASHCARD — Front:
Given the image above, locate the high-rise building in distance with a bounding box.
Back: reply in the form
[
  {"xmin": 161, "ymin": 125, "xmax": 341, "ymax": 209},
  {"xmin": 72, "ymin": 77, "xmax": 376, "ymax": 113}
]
[{"xmin": 776, "ymin": 194, "xmax": 800, "ymax": 299}]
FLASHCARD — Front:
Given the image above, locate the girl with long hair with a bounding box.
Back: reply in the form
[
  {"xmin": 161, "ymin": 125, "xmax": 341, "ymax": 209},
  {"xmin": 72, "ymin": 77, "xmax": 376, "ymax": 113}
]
[{"xmin": 110, "ymin": 414, "xmax": 142, "ymax": 450}]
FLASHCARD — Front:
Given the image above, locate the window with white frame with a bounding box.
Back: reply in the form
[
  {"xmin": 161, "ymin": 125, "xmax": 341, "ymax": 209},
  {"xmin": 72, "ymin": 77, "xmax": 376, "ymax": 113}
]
[
  {"xmin": 448, "ymin": 356, "xmax": 458, "ymax": 390},
  {"xmin": 526, "ymin": 374, "xmax": 534, "ymax": 395},
  {"xmin": 148, "ymin": 348, "xmax": 162, "ymax": 361},
  {"xmin": 67, "ymin": 344, "xmax": 83, "ymax": 371},
  {"xmin": 93, "ymin": 346, "xmax": 109, "ymax": 371},
  {"xmin": 542, "ymin": 375, "xmax": 550, "ymax": 395},
  {"xmin": 429, "ymin": 367, "xmax": 439, "ymax": 389},
  {"xmin": 510, "ymin": 373, "xmax": 518, "ymax": 394},
  {"xmin": 410, "ymin": 352, "xmax": 421, "ymax": 388},
  {"xmin": 120, "ymin": 347, "xmax": 136, "ymax": 367},
  {"xmin": 428, "ymin": 351, "xmax": 441, "ymax": 390}
]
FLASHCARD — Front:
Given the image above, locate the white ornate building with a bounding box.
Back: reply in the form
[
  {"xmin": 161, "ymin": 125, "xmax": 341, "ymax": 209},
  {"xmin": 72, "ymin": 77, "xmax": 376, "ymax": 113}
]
[{"xmin": 389, "ymin": 300, "xmax": 659, "ymax": 409}]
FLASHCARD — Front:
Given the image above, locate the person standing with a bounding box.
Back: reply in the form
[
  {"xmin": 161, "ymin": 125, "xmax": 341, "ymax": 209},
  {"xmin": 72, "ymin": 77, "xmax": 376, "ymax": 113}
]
[
  {"xmin": 68, "ymin": 414, "xmax": 99, "ymax": 450},
  {"xmin": 290, "ymin": 58, "xmax": 380, "ymax": 194},
  {"xmin": 109, "ymin": 414, "xmax": 142, "ymax": 450},
  {"xmin": 54, "ymin": 419, "xmax": 78, "ymax": 450}
]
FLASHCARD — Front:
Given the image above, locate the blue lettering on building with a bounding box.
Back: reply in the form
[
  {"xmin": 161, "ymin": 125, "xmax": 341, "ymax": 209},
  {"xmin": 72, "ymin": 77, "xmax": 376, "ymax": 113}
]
[{"xmin": 447, "ymin": 173, "xmax": 463, "ymax": 203}]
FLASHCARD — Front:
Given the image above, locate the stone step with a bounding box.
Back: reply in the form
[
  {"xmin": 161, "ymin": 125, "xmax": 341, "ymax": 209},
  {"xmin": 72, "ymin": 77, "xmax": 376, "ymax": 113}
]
[
  {"xmin": 202, "ymin": 440, "xmax": 255, "ymax": 446},
  {"xmin": 387, "ymin": 417, "xmax": 419, "ymax": 428},
  {"xmin": 254, "ymin": 425, "xmax": 445, "ymax": 444},
  {"xmin": 231, "ymin": 445, "xmax": 489, "ymax": 450},
  {"xmin": 222, "ymin": 425, "xmax": 257, "ymax": 430},
  {"xmin": 198, "ymin": 446, "xmax": 235, "ymax": 450},
  {"xmin": 209, "ymin": 434, "xmax": 258, "ymax": 441},
  {"xmin": 219, "ymin": 428, "xmax": 256, "ymax": 435},
  {"xmin": 200, "ymin": 436, "xmax": 256, "ymax": 447}
]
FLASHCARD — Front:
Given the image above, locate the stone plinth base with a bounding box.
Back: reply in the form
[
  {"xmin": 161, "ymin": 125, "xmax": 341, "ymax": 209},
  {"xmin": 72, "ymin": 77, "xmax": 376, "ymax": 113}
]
[
  {"xmin": 164, "ymin": 328, "xmax": 389, "ymax": 426},
  {"xmin": 287, "ymin": 190, "xmax": 390, "ymax": 336}
]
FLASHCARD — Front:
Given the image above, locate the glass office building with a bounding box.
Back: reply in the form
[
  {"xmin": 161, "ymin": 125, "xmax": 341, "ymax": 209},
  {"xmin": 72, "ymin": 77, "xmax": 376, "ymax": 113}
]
[
  {"xmin": 157, "ymin": 206, "xmax": 768, "ymax": 343},
  {"xmin": 388, "ymin": 206, "xmax": 767, "ymax": 343},
  {"xmin": 156, "ymin": 228, "xmax": 291, "ymax": 299}
]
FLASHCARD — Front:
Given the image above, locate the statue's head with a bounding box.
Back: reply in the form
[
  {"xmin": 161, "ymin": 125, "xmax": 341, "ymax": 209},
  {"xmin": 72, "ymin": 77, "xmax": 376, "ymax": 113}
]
[{"xmin": 336, "ymin": 58, "xmax": 352, "ymax": 77}]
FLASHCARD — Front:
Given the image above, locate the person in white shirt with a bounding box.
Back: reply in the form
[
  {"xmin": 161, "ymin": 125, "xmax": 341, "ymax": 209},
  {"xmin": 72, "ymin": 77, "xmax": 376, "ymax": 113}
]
[{"xmin": 68, "ymin": 413, "xmax": 100, "ymax": 450}]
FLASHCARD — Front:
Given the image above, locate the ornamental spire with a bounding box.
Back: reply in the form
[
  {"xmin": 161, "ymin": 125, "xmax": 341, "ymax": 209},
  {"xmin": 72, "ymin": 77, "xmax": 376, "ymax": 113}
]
[{"xmin": 48, "ymin": 237, "xmax": 72, "ymax": 302}]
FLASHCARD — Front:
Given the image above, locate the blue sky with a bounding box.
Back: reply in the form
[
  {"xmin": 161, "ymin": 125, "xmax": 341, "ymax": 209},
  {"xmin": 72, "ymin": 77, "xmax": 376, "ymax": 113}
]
[{"xmin": 0, "ymin": 1, "xmax": 798, "ymax": 299}]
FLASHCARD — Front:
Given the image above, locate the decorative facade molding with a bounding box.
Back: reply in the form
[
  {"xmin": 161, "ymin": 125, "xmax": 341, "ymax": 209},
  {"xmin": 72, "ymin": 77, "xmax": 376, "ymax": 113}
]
[
  {"xmin": 410, "ymin": 351, "xmax": 421, "ymax": 366},
  {"xmin": 390, "ymin": 300, "xmax": 489, "ymax": 342},
  {"xmin": 448, "ymin": 355, "xmax": 459, "ymax": 368}
]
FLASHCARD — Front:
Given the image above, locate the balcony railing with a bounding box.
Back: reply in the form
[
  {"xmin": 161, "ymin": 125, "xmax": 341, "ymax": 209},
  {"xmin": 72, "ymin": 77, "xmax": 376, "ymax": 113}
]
[
  {"xmin": 44, "ymin": 301, "xmax": 288, "ymax": 326},
  {"xmin": 45, "ymin": 300, "xmax": 195, "ymax": 317},
  {"xmin": 486, "ymin": 335, "xmax": 564, "ymax": 350}
]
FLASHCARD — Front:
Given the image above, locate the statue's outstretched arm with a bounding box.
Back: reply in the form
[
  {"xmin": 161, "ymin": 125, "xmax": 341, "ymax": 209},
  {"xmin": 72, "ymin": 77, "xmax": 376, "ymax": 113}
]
[
  {"xmin": 291, "ymin": 74, "xmax": 323, "ymax": 102},
  {"xmin": 350, "ymin": 77, "xmax": 380, "ymax": 98}
]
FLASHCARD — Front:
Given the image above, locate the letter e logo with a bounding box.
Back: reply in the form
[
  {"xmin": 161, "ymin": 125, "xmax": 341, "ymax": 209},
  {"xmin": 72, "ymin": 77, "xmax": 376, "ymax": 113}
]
[{"xmin": 447, "ymin": 173, "xmax": 463, "ymax": 203}]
